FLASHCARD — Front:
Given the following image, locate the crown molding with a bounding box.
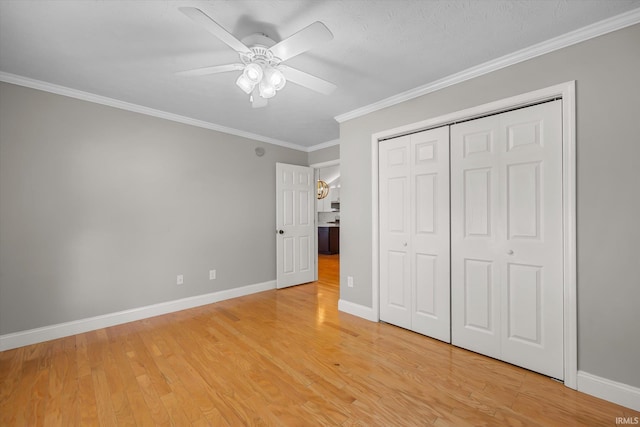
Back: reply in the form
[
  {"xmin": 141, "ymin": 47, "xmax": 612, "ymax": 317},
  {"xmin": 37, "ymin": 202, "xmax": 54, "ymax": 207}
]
[
  {"xmin": 335, "ymin": 7, "xmax": 640, "ymax": 123},
  {"xmin": 0, "ymin": 71, "xmax": 310, "ymax": 152},
  {"xmin": 307, "ymin": 138, "xmax": 340, "ymax": 152}
]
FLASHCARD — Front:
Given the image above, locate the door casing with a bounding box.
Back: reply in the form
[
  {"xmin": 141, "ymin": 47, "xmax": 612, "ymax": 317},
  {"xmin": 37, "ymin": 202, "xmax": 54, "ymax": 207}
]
[{"xmin": 370, "ymin": 81, "xmax": 577, "ymax": 389}]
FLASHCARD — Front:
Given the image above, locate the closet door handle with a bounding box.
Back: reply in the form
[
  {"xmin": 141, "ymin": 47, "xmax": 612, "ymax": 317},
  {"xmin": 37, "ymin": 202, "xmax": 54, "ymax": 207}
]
[
  {"xmin": 403, "ymin": 242, "xmax": 408, "ymax": 247},
  {"xmin": 506, "ymin": 249, "xmax": 514, "ymax": 255}
]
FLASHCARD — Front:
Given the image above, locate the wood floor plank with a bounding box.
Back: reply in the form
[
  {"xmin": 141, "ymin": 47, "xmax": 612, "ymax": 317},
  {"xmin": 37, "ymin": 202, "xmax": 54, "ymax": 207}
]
[
  {"xmin": 123, "ymin": 374, "xmax": 166, "ymax": 426},
  {"xmin": 103, "ymin": 350, "xmax": 137, "ymax": 426},
  {"xmin": 162, "ymin": 352, "xmax": 249, "ymax": 426},
  {"xmin": 92, "ymin": 367, "xmax": 119, "ymax": 426},
  {"xmin": 1, "ymin": 254, "xmax": 639, "ymax": 426},
  {"xmin": 0, "ymin": 347, "xmax": 24, "ymax": 401},
  {"xmin": 161, "ymin": 391, "xmax": 193, "ymax": 426},
  {"xmin": 78, "ymin": 373, "xmax": 99, "ymax": 425},
  {"xmin": 135, "ymin": 373, "xmax": 172, "ymax": 425}
]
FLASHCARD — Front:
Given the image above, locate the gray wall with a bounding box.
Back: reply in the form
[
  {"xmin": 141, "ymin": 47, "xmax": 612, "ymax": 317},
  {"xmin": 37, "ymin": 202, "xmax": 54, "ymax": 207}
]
[
  {"xmin": 340, "ymin": 24, "xmax": 640, "ymax": 387},
  {"xmin": 0, "ymin": 82, "xmax": 306, "ymax": 334},
  {"xmin": 308, "ymin": 143, "xmax": 340, "ymax": 165}
]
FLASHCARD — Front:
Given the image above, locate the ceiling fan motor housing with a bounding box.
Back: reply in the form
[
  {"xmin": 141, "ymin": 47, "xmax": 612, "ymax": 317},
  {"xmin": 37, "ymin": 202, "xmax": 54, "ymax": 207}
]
[{"xmin": 240, "ymin": 46, "xmax": 282, "ymax": 67}]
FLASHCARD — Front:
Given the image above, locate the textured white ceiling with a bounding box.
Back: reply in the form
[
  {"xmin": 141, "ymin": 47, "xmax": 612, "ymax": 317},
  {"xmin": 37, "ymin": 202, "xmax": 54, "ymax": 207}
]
[{"xmin": 1, "ymin": 0, "xmax": 639, "ymax": 149}]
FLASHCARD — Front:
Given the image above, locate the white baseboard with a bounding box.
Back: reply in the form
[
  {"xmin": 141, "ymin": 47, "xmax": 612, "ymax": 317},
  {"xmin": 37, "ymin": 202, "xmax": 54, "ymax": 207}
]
[
  {"xmin": 577, "ymin": 371, "xmax": 640, "ymax": 411},
  {"xmin": 338, "ymin": 299, "xmax": 378, "ymax": 322},
  {"xmin": 0, "ymin": 280, "xmax": 275, "ymax": 351}
]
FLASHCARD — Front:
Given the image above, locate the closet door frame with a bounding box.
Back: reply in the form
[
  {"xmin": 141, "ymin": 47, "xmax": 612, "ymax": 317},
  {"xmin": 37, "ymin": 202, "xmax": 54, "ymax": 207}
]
[{"xmin": 370, "ymin": 81, "xmax": 577, "ymax": 389}]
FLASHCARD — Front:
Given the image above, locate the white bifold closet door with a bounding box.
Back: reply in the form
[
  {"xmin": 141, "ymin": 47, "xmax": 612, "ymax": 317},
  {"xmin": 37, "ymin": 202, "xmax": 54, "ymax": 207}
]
[
  {"xmin": 450, "ymin": 100, "xmax": 564, "ymax": 379},
  {"xmin": 379, "ymin": 126, "xmax": 451, "ymax": 342}
]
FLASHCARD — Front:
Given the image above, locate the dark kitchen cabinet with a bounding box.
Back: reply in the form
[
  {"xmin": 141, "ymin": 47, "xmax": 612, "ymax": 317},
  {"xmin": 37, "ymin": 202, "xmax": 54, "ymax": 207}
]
[{"xmin": 318, "ymin": 227, "xmax": 339, "ymax": 255}]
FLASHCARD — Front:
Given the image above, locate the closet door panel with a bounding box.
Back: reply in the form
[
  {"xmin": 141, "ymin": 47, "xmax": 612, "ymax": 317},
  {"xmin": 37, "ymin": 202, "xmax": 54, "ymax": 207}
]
[
  {"xmin": 451, "ymin": 100, "xmax": 564, "ymax": 379},
  {"xmin": 500, "ymin": 101, "xmax": 564, "ymax": 380},
  {"xmin": 379, "ymin": 136, "xmax": 412, "ymax": 329},
  {"xmin": 451, "ymin": 116, "xmax": 502, "ymax": 358},
  {"xmin": 411, "ymin": 127, "xmax": 450, "ymax": 342},
  {"xmin": 379, "ymin": 127, "xmax": 450, "ymax": 342}
]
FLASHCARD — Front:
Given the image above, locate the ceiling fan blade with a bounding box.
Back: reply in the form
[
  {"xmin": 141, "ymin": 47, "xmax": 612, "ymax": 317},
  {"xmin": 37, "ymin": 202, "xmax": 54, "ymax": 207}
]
[
  {"xmin": 251, "ymin": 88, "xmax": 268, "ymax": 108},
  {"xmin": 269, "ymin": 22, "xmax": 333, "ymax": 61},
  {"xmin": 279, "ymin": 65, "xmax": 336, "ymax": 95},
  {"xmin": 179, "ymin": 7, "xmax": 251, "ymax": 55},
  {"xmin": 176, "ymin": 63, "xmax": 244, "ymax": 77}
]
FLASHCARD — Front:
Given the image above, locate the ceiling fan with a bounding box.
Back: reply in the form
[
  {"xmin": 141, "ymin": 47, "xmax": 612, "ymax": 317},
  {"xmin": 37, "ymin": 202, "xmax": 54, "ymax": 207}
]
[{"xmin": 177, "ymin": 7, "xmax": 337, "ymax": 108}]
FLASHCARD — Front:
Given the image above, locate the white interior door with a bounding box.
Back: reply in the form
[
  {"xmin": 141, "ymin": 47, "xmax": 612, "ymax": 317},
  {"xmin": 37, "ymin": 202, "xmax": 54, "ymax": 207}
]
[
  {"xmin": 410, "ymin": 127, "xmax": 450, "ymax": 342},
  {"xmin": 276, "ymin": 163, "xmax": 315, "ymax": 289},
  {"xmin": 379, "ymin": 135, "xmax": 412, "ymax": 329},
  {"xmin": 450, "ymin": 113, "xmax": 502, "ymax": 359},
  {"xmin": 380, "ymin": 127, "xmax": 450, "ymax": 342},
  {"xmin": 451, "ymin": 100, "xmax": 564, "ymax": 379}
]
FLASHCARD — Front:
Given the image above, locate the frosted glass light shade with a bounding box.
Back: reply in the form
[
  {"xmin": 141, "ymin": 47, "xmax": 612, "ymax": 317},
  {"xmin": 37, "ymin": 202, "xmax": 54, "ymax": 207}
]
[
  {"xmin": 236, "ymin": 74, "xmax": 255, "ymax": 94},
  {"xmin": 259, "ymin": 80, "xmax": 276, "ymax": 99},
  {"xmin": 265, "ymin": 67, "xmax": 286, "ymax": 91},
  {"xmin": 243, "ymin": 63, "xmax": 263, "ymax": 84}
]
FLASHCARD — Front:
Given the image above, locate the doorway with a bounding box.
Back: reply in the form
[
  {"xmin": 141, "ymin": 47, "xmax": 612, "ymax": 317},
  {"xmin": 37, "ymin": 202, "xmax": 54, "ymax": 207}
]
[{"xmin": 312, "ymin": 160, "xmax": 340, "ymax": 285}]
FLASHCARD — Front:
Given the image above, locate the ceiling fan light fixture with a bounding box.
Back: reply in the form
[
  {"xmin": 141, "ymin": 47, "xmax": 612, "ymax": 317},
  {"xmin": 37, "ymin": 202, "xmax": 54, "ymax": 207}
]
[
  {"xmin": 259, "ymin": 80, "xmax": 276, "ymax": 99},
  {"xmin": 235, "ymin": 74, "xmax": 255, "ymax": 94},
  {"xmin": 265, "ymin": 66, "xmax": 286, "ymax": 91},
  {"xmin": 243, "ymin": 63, "xmax": 263, "ymax": 84}
]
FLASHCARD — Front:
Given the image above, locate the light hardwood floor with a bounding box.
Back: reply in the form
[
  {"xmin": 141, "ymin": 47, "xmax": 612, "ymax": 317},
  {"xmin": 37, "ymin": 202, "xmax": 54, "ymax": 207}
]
[{"xmin": 1, "ymin": 254, "xmax": 638, "ymax": 425}]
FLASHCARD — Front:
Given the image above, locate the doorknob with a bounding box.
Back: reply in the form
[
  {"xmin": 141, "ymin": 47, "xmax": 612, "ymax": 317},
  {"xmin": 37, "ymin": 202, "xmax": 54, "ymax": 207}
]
[
  {"xmin": 403, "ymin": 242, "xmax": 408, "ymax": 247},
  {"xmin": 506, "ymin": 249, "xmax": 514, "ymax": 255},
  {"xmin": 278, "ymin": 229, "xmax": 284, "ymax": 235}
]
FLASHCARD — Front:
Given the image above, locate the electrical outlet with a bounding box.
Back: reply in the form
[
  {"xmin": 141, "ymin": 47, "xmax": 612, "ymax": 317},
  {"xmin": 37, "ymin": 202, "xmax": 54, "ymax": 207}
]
[
  {"xmin": 177, "ymin": 274, "xmax": 184, "ymax": 286},
  {"xmin": 347, "ymin": 276, "xmax": 354, "ymax": 288},
  {"xmin": 209, "ymin": 269, "xmax": 216, "ymax": 280}
]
